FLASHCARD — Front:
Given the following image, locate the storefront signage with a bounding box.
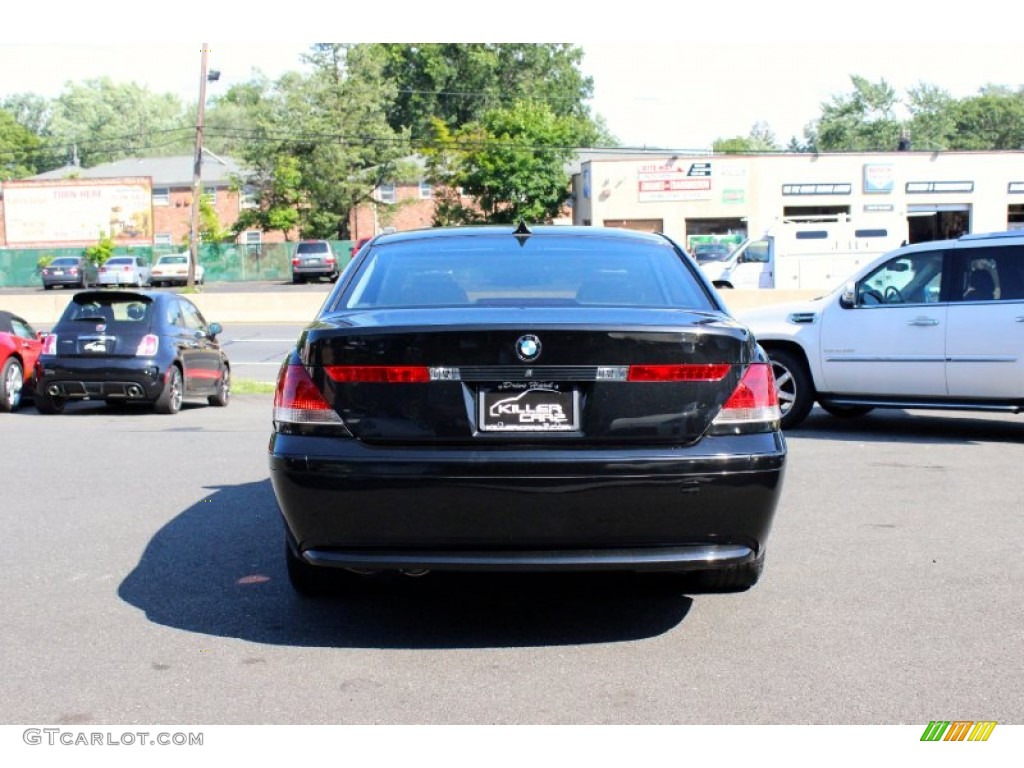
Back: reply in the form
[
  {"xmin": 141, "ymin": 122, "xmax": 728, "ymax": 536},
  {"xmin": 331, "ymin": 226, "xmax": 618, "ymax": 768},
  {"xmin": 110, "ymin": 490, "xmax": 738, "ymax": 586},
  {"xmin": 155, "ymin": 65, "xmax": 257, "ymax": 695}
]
[
  {"xmin": 638, "ymin": 161, "xmax": 713, "ymax": 202},
  {"xmin": 906, "ymin": 181, "xmax": 974, "ymax": 194},
  {"xmin": 781, "ymin": 183, "xmax": 852, "ymax": 196},
  {"xmin": 863, "ymin": 164, "xmax": 894, "ymax": 194}
]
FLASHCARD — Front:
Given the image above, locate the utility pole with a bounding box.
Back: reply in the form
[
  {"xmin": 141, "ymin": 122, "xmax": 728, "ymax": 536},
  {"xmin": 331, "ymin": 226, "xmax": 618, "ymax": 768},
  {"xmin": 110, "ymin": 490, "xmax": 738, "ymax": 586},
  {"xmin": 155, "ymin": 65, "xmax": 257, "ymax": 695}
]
[{"xmin": 188, "ymin": 44, "xmax": 210, "ymax": 289}]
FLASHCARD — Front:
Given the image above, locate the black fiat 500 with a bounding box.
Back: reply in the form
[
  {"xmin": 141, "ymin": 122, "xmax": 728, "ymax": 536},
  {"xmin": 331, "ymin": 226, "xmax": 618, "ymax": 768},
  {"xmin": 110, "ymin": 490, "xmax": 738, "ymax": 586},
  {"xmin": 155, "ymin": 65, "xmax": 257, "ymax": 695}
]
[
  {"xmin": 270, "ymin": 225, "xmax": 786, "ymax": 595},
  {"xmin": 35, "ymin": 290, "xmax": 230, "ymax": 415}
]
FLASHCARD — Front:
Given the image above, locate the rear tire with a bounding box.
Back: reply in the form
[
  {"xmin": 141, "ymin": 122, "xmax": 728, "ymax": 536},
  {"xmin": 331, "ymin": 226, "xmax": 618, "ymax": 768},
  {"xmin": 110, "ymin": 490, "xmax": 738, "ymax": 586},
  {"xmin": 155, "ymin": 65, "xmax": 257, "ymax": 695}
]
[
  {"xmin": 819, "ymin": 402, "xmax": 875, "ymax": 419},
  {"xmin": 208, "ymin": 367, "xmax": 230, "ymax": 407},
  {"xmin": 286, "ymin": 543, "xmax": 338, "ymax": 597},
  {"xmin": 35, "ymin": 389, "xmax": 66, "ymax": 414},
  {"xmin": 154, "ymin": 365, "xmax": 183, "ymax": 415},
  {"xmin": 691, "ymin": 551, "xmax": 765, "ymax": 592},
  {"xmin": 767, "ymin": 348, "xmax": 814, "ymax": 430},
  {"xmin": 652, "ymin": 551, "xmax": 766, "ymax": 594},
  {"xmin": 0, "ymin": 358, "xmax": 24, "ymax": 412}
]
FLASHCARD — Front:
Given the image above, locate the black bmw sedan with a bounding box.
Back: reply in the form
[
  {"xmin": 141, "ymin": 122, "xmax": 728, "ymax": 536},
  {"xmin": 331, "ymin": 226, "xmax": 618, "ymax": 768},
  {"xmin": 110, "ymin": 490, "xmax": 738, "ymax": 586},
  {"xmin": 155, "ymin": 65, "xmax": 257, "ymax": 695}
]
[
  {"xmin": 270, "ymin": 225, "xmax": 786, "ymax": 595},
  {"xmin": 35, "ymin": 290, "xmax": 230, "ymax": 415}
]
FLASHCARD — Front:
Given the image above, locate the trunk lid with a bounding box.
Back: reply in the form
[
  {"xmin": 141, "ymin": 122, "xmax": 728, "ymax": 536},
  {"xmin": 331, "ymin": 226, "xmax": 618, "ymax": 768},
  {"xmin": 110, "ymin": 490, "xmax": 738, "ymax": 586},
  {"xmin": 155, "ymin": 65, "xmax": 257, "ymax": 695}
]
[{"xmin": 301, "ymin": 308, "xmax": 755, "ymax": 445}]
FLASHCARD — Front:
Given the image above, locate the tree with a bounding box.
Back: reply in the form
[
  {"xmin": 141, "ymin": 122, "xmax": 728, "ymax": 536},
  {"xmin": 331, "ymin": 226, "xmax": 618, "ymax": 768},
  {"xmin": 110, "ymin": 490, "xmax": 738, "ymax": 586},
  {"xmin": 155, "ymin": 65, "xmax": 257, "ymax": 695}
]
[
  {"xmin": 905, "ymin": 83, "xmax": 956, "ymax": 151},
  {"xmin": 430, "ymin": 100, "xmax": 582, "ymax": 225},
  {"xmin": 46, "ymin": 78, "xmax": 190, "ymax": 167},
  {"xmin": 231, "ymin": 45, "xmax": 409, "ymax": 240},
  {"xmin": 713, "ymin": 121, "xmax": 781, "ymax": 153},
  {"xmin": 947, "ymin": 86, "xmax": 1024, "ymax": 150},
  {"xmin": 813, "ymin": 76, "xmax": 902, "ymax": 151},
  {"xmin": 376, "ymin": 44, "xmax": 601, "ymax": 141},
  {"xmin": 232, "ymin": 154, "xmax": 302, "ymax": 240},
  {"xmin": 0, "ymin": 108, "xmax": 40, "ymax": 179}
]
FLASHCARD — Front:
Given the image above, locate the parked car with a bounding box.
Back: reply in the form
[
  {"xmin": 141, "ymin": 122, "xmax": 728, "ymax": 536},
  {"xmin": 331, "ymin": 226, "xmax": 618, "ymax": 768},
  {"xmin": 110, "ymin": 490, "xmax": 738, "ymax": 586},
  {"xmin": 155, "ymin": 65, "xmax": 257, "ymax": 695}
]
[
  {"xmin": 98, "ymin": 255, "xmax": 151, "ymax": 288},
  {"xmin": 0, "ymin": 310, "xmax": 43, "ymax": 412},
  {"xmin": 270, "ymin": 224, "xmax": 786, "ymax": 596},
  {"xmin": 692, "ymin": 242, "xmax": 734, "ymax": 264},
  {"xmin": 349, "ymin": 236, "xmax": 372, "ymax": 259},
  {"xmin": 291, "ymin": 240, "xmax": 339, "ymax": 283},
  {"xmin": 35, "ymin": 290, "xmax": 230, "ymax": 415},
  {"xmin": 149, "ymin": 252, "xmax": 205, "ymax": 287},
  {"xmin": 735, "ymin": 231, "xmax": 1024, "ymax": 429},
  {"xmin": 40, "ymin": 256, "xmax": 99, "ymax": 290}
]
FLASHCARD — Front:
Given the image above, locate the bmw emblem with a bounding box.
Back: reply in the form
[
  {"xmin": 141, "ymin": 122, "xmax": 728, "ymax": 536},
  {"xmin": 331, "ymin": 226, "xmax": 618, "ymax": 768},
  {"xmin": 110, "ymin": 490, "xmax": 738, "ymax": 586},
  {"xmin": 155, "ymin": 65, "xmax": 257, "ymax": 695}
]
[{"xmin": 515, "ymin": 334, "xmax": 542, "ymax": 362}]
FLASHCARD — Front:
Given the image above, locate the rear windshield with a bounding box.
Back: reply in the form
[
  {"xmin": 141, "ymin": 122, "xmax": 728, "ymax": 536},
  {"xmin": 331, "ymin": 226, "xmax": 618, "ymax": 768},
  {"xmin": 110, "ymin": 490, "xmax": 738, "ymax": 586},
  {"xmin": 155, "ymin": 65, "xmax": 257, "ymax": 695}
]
[
  {"xmin": 296, "ymin": 242, "xmax": 330, "ymax": 254},
  {"xmin": 50, "ymin": 257, "xmax": 81, "ymax": 267},
  {"xmin": 339, "ymin": 234, "xmax": 715, "ymax": 310},
  {"xmin": 105, "ymin": 257, "xmax": 132, "ymax": 265},
  {"xmin": 61, "ymin": 295, "xmax": 153, "ymax": 325},
  {"xmin": 158, "ymin": 255, "xmax": 188, "ymax": 264}
]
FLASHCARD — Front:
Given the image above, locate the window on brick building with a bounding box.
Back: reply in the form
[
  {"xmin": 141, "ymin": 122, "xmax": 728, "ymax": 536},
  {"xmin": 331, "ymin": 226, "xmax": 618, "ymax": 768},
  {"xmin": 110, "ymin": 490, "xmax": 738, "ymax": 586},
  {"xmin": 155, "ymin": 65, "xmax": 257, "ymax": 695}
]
[
  {"xmin": 419, "ymin": 180, "xmax": 433, "ymax": 199},
  {"xmin": 153, "ymin": 188, "xmax": 170, "ymax": 206},
  {"xmin": 377, "ymin": 183, "xmax": 396, "ymax": 204},
  {"xmin": 154, "ymin": 233, "xmax": 173, "ymax": 246},
  {"xmin": 240, "ymin": 186, "xmax": 258, "ymax": 210}
]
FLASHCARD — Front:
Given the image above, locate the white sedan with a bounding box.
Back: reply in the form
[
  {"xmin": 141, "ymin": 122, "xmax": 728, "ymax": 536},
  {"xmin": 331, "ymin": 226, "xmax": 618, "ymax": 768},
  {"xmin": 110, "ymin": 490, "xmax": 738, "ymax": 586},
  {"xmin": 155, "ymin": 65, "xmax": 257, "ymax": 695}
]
[{"xmin": 149, "ymin": 253, "xmax": 205, "ymax": 287}]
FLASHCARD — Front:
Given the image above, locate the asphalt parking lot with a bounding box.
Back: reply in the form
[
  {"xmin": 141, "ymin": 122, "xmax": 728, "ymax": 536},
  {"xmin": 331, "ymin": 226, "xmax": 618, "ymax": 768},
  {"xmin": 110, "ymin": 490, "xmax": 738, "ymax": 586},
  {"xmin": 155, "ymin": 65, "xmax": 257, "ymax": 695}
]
[{"xmin": 2, "ymin": 397, "xmax": 1022, "ymax": 726}]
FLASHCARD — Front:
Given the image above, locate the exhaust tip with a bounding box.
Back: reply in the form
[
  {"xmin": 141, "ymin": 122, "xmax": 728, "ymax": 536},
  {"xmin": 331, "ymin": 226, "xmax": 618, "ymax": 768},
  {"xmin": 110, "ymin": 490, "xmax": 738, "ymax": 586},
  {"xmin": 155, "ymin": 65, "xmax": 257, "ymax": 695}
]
[{"xmin": 47, "ymin": 385, "xmax": 61, "ymax": 396}]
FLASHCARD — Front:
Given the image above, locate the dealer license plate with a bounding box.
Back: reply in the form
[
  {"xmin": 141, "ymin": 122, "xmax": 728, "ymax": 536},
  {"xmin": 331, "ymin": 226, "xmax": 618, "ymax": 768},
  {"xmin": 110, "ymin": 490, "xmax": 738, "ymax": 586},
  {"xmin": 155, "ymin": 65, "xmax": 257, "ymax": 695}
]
[{"xmin": 479, "ymin": 385, "xmax": 578, "ymax": 432}]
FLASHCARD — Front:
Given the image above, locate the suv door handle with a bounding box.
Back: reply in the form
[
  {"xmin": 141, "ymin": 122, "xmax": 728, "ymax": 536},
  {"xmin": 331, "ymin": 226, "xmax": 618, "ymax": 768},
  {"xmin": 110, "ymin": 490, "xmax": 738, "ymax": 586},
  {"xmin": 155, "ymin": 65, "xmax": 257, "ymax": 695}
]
[{"xmin": 907, "ymin": 317, "xmax": 940, "ymax": 326}]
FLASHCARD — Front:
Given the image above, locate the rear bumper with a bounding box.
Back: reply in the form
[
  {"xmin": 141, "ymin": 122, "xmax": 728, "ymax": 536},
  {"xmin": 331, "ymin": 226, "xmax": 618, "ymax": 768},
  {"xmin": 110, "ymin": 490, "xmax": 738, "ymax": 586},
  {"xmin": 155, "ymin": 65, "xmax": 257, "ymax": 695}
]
[
  {"xmin": 42, "ymin": 275, "xmax": 87, "ymax": 287},
  {"xmin": 271, "ymin": 432, "xmax": 786, "ymax": 572},
  {"xmin": 36, "ymin": 357, "xmax": 167, "ymax": 401},
  {"xmin": 97, "ymin": 274, "xmax": 142, "ymax": 286},
  {"xmin": 292, "ymin": 265, "xmax": 338, "ymax": 278}
]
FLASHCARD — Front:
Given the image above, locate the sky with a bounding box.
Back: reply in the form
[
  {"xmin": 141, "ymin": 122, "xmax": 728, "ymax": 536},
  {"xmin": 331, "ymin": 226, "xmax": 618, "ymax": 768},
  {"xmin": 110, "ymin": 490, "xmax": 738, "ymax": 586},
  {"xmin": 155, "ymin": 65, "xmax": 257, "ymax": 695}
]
[{"xmin": 1, "ymin": 3, "xmax": 1021, "ymax": 151}]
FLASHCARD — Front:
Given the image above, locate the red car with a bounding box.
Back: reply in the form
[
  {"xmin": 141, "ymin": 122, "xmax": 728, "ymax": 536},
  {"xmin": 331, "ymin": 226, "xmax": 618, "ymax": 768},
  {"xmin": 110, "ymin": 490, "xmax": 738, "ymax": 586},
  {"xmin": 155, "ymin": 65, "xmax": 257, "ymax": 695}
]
[
  {"xmin": 350, "ymin": 237, "xmax": 372, "ymax": 259},
  {"xmin": 0, "ymin": 310, "xmax": 43, "ymax": 412}
]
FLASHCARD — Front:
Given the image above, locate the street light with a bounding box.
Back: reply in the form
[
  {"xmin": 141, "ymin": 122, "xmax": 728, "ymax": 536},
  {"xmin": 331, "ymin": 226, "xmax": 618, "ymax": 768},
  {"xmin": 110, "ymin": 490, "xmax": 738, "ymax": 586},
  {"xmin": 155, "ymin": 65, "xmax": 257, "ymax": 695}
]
[{"xmin": 187, "ymin": 45, "xmax": 219, "ymax": 289}]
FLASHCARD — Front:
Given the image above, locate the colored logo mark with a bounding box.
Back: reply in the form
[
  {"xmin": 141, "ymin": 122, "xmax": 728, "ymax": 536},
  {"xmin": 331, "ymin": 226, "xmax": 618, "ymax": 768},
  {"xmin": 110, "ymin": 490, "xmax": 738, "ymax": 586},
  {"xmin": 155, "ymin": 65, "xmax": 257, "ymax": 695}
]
[{"xmin": 920, "ymin": 721, "xmax": 997, "ymax": 742}]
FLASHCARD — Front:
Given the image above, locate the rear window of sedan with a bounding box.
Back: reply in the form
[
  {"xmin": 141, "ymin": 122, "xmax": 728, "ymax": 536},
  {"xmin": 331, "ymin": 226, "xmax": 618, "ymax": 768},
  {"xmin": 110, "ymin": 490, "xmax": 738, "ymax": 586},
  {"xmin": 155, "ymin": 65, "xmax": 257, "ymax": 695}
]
[
  {"xmin": 341, "ymin": 234, "xmax": 715, "ymax": 310},
  {"xmin": 157, "ymin": 255, "xmax": 188, "ymax": 265},
  {"xmin": 104, "ymin": 257, "xmax": 133, "ymax": 266},
  {"xmin": 50, "ymin": 257, "xmax": 82, "ymax": 267}
]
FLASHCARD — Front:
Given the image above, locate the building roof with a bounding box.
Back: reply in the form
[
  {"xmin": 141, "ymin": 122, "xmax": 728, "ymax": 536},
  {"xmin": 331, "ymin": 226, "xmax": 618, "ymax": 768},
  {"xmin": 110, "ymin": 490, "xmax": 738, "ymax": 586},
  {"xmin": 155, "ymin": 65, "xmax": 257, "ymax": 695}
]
[{"xmin": 30, "ymin": 153, "xmax": 244, "ymax": 187}]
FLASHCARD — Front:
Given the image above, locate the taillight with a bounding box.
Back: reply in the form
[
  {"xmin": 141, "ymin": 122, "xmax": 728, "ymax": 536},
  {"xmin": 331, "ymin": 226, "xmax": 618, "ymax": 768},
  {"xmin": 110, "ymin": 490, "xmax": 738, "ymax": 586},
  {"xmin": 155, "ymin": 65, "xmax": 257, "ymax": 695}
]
[
  {"xmin": 712, "ymin": 363, "xmax": 781, "ymax": 426},
  {"xmin": 325, "ymin": 256, "xmax": 336, "ymax": 264},
  {"xmin": 136, "ymin": 335, "xmax": 159, "ymax": 356},
  {"xmin": 123, "ymin": 266, "xmax": 132, "ymax": 272},
  {"xmin": 69, "ymin": 268, "xmax": 79, "ymax": 275},
  {"xmin": 325, "ymin": 366, "xmax": 430, "ymax": 383},
  {"xmin": 274, "ymin": 364, "xmax": 345, "ymax": 425},
  {"xmin": 628, "ymin": 364, "xmax": 731, "ymax": 382},
  {"xmin": 291, "ymin": 258, "xmax": 300, "ymax": 266},
  {"xmin": 41, "ymin": 334, "xmax": 57, "ymax": 355}
]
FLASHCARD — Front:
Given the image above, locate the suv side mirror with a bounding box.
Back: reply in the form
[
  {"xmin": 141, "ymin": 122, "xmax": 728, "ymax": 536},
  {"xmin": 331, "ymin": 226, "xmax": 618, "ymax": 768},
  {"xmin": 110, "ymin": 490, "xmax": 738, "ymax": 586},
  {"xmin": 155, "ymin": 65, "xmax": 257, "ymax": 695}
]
[
  {"xmin": 208, "ymin": 322, "xmax": 222, "ymax": 338},
  {"xmin": 839, "ymin": 282, "xmax": 856, "ymax": 309}
]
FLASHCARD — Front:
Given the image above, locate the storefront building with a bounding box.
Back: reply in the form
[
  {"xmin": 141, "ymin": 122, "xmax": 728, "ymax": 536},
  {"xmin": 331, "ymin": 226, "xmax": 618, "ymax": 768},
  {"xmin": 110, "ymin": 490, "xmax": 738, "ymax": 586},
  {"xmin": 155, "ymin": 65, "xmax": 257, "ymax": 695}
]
[{"xmin": 572, "ymin": 150, "xmax": 1024, "ymax": 249}]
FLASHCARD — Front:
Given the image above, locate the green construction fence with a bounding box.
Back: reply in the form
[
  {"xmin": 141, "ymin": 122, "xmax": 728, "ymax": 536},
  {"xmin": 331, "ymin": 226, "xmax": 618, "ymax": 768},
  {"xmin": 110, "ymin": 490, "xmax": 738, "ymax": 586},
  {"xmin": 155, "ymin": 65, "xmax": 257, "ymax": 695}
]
[{"xmin": 0, "ymin": 241, "xmax": 355, "ymax": 288}]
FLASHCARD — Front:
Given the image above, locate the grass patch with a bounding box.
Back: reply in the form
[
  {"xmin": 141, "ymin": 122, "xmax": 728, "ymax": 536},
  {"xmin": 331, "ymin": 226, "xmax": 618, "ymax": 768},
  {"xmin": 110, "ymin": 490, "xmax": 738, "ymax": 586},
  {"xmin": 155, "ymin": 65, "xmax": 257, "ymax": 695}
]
[{"xmin": 232, "ymin": 378, "xmax": 276, "ymax": 395}]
